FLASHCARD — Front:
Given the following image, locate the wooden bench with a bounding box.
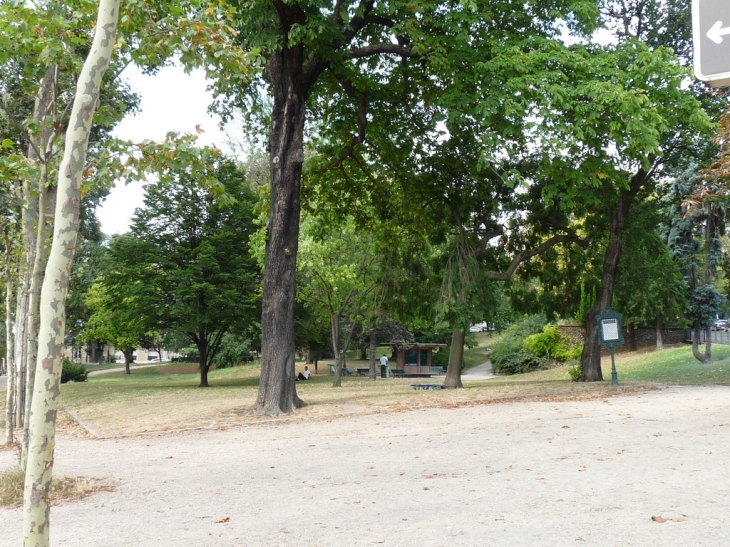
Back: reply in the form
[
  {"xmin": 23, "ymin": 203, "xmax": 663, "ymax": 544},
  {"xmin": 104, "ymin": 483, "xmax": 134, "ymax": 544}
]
[
  {"xmin": 390, "ymin": 369, "xmax": 405, "ymax": 378},
  {"xmin": 410, "ymin": 383, "xmax": 445, "ymax": 390},
  {"xmin": 356, "ymin": 368, "xmax": 370, "ymax": 376},
  {"xmin": 430, "ymin": 366, "xmax": 446, "ymax": 374}
]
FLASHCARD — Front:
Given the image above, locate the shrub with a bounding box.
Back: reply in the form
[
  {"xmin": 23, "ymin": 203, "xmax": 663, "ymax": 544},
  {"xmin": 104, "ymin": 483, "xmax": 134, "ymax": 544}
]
[
  {"xmin": 61, "ymin": 359, "xmax": 88, "ymax": 384},
  {"xmin": 523, "ymin": 326, "xmax": 583, "ymax": 363},
  {"xmin": 567, "ymin": 359, "xmax": 582, "ymax": 381},
  {"xmin": 213, "ymin": 335, "xmax": 251, "ymax": 369},
  {"xmin": 490, "ymin": 314, "xmax": 548, "ymax": 375},
  {"xmin": 431, "ymin": 347, "xmax": 450, "ymax": 367}
]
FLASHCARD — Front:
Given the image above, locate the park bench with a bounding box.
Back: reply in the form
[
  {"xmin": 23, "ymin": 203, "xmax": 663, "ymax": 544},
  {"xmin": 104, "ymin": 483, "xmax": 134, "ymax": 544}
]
[
  {"xmin": 390, "ymin": 369, "xmax": 405, "ymax": 378},
  {"xmin": 356, "ymin": 367, "xmax": 370, "ymax": 376},
  {"xmin": 410, "ymin": 383, "xmax": 445, "ymax": 390},
  {"xmin": 430, "ymin": 366, "xmax": 446, "ymax": 374},
  {"xmin": 329, "ymin": 364, "xmax": 352, "ymax": 376}
]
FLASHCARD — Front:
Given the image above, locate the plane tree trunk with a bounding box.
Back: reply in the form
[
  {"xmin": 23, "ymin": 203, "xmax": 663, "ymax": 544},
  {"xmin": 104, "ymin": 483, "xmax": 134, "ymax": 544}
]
[{"xmin": 22, "ymin": 3, "xmax": 118, "ymax": 543}]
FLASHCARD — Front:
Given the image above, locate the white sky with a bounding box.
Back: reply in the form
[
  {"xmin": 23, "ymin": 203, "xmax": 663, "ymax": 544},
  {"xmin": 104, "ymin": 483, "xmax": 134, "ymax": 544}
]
[{"xmin": 97, "ymin": 64, "xmax": 228, "ymax": 236}]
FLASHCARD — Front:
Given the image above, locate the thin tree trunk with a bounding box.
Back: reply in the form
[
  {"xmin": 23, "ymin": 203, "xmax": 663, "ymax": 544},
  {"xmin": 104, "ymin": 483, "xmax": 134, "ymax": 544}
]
[
  {"xmin": 254, "ymin": 34, "xmax": 307, "ymax": 415},
  {"xmin": 14, "ymin": 271, "xmax": 29, "ymax": 431},
  {"xmin": 331, "ymin": 316, "xmax": 342, "ymax": 387},
  {"xmin": 655, "ymin": 316, "xmax": 663, "ymax": 351},
  {"xmin": 703, "ymin": 204, "xmax": 714, "ymax": 363},
  {"xmin": 704, "ymin": 324, "xmax": 712, "ymax": 362},
  {"xmin": 23, "ymin": 4, "xmax": 118, "ymax": 544},
  {"xmin": 369, "ymin": 329, "xmax": 377, "ymax": 380},
  {"xmin": 123, "ymin": 349, "xmax": 133, "ymax": 375},
  {"xmin": 443, "ymin": 329, "xmax": 465, "ymax": 389},
  {"xmin": 692, "ymin": 322, "xmax": 704, "ymax": 362},
  {"xmin": 5, "ymin": 229, "xmax": 15, "ymax": 445},
  {"xmin": 198, "ymin": 338, "xmax": 209, "ymax": 388},
  {"xmin": 21, "ymin": 64, "xmax": 58, "ymax": 468}
]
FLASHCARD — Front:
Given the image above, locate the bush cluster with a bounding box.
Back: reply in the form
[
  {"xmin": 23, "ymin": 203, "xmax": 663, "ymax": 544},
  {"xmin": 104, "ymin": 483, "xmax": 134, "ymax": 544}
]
[
  {"xmin": 490, "ymin": 317, "xmax": 582, "ymax": 375},
  {"xmin": 490, "ymin": 315, "xmax": 549, "ymax": 375},
  {"xmin": 61, "ymin": 359, "xmax": 88, "ymax": 384},
  {"xmin": 523, "ymin": 326, "xmax": 582, "ymax": 362}
]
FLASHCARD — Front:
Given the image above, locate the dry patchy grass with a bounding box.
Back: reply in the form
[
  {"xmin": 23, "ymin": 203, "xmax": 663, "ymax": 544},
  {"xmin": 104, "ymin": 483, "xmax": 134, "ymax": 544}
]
[
  {"xmin": 55, "ymin": 359, "xmax": 656, "ymax": 438},
  {"xmin": 0, "ymin": 466, "xmax": 114, "ymax": 508},
  {"xmin": 6, "ymin": 343, "xmax": 730, "ymax": 440}
]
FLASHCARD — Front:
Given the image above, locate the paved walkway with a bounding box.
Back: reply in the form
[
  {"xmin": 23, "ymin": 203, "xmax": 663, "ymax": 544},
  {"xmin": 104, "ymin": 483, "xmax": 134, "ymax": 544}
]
[{"xmin": 461, "ymin": 360, "xmax": 495, "ymax": 380}]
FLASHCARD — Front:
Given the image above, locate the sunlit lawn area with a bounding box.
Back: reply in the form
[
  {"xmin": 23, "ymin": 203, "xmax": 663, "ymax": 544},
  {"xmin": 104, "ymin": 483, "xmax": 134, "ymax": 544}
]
[{"xmin": 5, "ymin": 339, "xmax": 730, "ymax": 438}]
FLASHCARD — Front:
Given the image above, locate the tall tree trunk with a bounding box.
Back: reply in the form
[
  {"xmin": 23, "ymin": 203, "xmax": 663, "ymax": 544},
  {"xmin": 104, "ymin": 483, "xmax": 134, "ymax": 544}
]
[
  {"xmin": 368, "ymin": 329, "xmax": 377, "ymax": 380},
  {"xmin": 254, "ymin": 33, "xmax": 307, "ymax": 415},
  {"xmin": 581, "ymin": 171, "xmax": 647, "ymax": 381},
  {"xmin": 443, "ymin": 329, "xmax": 464, "ymax": 389},
  {"xmin": 23, "ymin": 3, "xmax": 118, "ymax": 544},
  {"xmin": 21, "ymin": 65, "xmax": 57, "ymax": 470},
  {"xmin": 5, "ymin": 229, "xmax": 15, "ymax": 445},
  {"xmin": 703, "ymin": 203, "xmax": 715, "ymax": 363},
  {"xmin": 14, "ymin": 271, "xmax": 30, "ymax": 431}
]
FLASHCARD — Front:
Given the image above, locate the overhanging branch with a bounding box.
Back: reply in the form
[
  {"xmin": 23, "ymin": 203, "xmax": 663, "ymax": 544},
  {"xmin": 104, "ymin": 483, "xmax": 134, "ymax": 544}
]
[{"xmin": 486, "ymin": 233, "xmax": 585, "ymax": 281}]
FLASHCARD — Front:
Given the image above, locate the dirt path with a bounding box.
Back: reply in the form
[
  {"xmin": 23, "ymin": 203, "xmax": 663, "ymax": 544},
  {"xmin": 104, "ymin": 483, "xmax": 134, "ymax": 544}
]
[{"xmin": 1, "ymin": 385, "xmax": 730, "ymax": 546}]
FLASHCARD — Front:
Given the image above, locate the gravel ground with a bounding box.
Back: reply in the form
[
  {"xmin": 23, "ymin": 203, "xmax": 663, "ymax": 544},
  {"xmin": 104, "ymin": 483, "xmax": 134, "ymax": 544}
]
[{"xmin": 1, "ymin": 384, "xmax": 730, "ymax": 546}]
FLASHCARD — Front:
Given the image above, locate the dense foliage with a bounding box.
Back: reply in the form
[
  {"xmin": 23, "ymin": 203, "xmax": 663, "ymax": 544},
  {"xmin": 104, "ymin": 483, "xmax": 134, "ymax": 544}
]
[{"xmin": 490, "ymin": 315, "xmax": 549, "ymax": 375}]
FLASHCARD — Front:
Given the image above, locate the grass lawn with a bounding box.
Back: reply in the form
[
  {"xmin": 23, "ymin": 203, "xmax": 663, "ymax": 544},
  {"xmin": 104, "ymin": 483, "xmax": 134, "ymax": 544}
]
[{"xmin": 5, "ymin": 341, "xmax": 730, "ymax": 438}]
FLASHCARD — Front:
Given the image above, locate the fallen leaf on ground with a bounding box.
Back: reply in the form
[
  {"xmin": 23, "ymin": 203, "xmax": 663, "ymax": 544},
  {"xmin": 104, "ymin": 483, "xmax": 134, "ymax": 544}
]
[{"xmin": 215, "ymin": 517, "xmax": 230, "ymax": 523}]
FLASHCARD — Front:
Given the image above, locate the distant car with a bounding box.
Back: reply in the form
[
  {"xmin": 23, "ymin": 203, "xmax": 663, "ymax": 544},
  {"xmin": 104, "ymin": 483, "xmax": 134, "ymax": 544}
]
[{"xmin": 713, "ymin": 319, "xmax": 728, "ymax": 331}]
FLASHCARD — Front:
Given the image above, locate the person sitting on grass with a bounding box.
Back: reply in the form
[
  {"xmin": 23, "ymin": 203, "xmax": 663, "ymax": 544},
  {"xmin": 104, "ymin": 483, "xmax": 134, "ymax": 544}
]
[{"xmin": 297, "ymin": 366, "xmax": 311, "ymax": 381}]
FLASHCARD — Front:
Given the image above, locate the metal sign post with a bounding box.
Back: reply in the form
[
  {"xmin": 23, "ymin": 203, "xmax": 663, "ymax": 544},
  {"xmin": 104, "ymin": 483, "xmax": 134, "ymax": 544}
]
[
  {"xmin": 596, "ymin": 308, "xmax": 624, "ymax": 386},
  {"xmin": 693, "ymin": 0, "xmax": 730, "ymax": 87}
]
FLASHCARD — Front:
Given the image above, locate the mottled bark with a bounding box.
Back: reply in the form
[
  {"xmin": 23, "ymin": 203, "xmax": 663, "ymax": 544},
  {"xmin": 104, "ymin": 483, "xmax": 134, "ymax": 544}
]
[
  {"xmin": 20, "ymin": 65, "xmax": 58, "ymax": 470},
  {"xmin": 22, "ymin": 3, "xmax": 119, "ymax": 545},
  {"xmin": 443, "ymin": 329, "xmax": 464, "ymax": 389}
]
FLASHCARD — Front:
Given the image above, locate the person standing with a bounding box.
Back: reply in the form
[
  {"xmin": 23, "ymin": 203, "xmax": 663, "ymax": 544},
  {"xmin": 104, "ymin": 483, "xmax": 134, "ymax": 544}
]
[{"xmin": 380, "ymin": 354, "xmax": 389, "ymax": 378}]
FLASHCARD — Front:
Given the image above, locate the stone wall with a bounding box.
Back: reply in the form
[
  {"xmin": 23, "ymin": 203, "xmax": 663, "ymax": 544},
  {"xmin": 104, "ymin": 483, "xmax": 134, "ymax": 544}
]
[{"xmin": 555, "ymin": 325, "xmax": 688, "ymax": 353}]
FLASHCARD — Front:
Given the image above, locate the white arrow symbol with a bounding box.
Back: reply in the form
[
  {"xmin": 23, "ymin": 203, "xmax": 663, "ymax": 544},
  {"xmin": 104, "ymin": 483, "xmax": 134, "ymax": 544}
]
[{"xmin": 708, "ymin": 21, "xmax": 730, "ymax": 44}]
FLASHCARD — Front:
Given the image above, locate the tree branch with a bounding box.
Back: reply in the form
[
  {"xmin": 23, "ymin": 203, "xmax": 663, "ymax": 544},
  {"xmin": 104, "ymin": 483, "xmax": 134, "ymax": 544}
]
[
  {"xmin": 487, "ymin": 233, "xmax": 585, "ymax": 281},
  {"xmin": 348, "ymin": 43, "xmax": 413, "ymax": 59}
]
